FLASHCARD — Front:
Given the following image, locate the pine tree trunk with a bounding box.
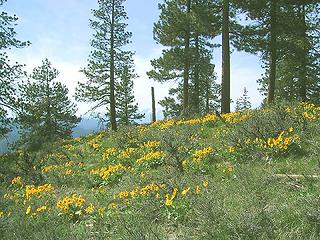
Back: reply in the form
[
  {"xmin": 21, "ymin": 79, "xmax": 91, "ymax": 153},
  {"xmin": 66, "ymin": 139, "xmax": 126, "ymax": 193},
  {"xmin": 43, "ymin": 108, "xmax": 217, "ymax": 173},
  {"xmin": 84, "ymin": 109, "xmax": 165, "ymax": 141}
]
[
  {"xmin": 205, "ymin": 81, "xmax": 210, "ymax": 114},
  {"xmin": 125, "ymin": 102, "xmax": 129, "ymax": 125},
  {"xmin": 182, "ymin": 0, "xmax": 192, "ymax": 116},
  {"xmin": 267, "ymin": 0, "xmax": 277, "ymax": 104},
  {"xmin": 45, "ymin": 65, "xmax": 52, "ymax": 140},
  {"xmin": 299, "ymin": 4, "xmax": 307, "ymax": 102},
  {"xmin": 109, "ymin": 0, "xmax": 117, "ymax": 131},
  {"xmin": 221, "ymin": 0, "xmax": 231, "ymax": 113},
  {"xmin": 194, "ymin": 34, "xmax": 200, "ymax": 114},
  {"xmin": 151, "ymin": 87, "xmax": 156, "ymax": 122}
]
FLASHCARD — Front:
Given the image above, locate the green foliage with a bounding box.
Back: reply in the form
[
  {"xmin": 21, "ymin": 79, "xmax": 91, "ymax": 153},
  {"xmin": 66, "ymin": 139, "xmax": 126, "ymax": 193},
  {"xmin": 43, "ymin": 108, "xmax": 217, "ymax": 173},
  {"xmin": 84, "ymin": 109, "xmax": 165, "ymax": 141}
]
[
  {"xmin": 148, "ymin": 0, "xmax": 221, "ymax": 116},
  {"xmin": 0, "ymin": 103, "xmax": 320, "ymax": 239},
  {"xmin": 234, "ymin": 0, "xmax": 319, "ymax": 103},
  {"xmin": 15, "ymin": 59, "xmax": 79, "ymax": 151},
  {"xmin": 225, "ymin": 102, "xmax": 306, "ymax": 160},
  {"xmin": 159, "ymin": 87, "xmax": 183, "ymax": 119},
  {"xmin": 157, "ymin": 125, "xmax": 200, "ymax": 172},
  {"xmin": 76, "ymin": 0, "xmax": 140, "ymax": 130},
  {"xmin": 111, "ymin": 125, "xmax": 143, "ymax": 149},
  {"xmin": 235, "ymin": 87, "xmax": 252, "ymax": 112},
  {"xmin": 0, "ymin": 0, "xmax": 29, "ymax": 138},
  {"xmin": 159, "ymin": 64, "xmax": 220, "ymax": 119},
  {"xmin": 116, "ymin": 64, "xmax": 144, "ymax": 126}
]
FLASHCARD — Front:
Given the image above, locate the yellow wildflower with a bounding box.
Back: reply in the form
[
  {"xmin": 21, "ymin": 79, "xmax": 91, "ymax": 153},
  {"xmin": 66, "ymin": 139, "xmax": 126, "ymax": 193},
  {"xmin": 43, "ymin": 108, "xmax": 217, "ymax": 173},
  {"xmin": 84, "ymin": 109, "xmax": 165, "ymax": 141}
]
[
  {"xmin": 109, "ymin": 202, "xmax": 117, "ymax": 209},
  {"xmin": 165, "ymin": 188, "xmax": 178, "ymax": 207},
  {"xmin": 98, "ymin": 207, "xmax": 105, "ymax": 216},
  {"xmin": 85, "ymin": 203, "xmax": 95, "ymax": 214},
  {"xmin": 195, "ymin": 186, "xmax": 201, "ymax": 194},
  {"xmin": 26, "ymin": 205, "xmax": 31, "ymax": 215},
  {"xmin": 229, "ymin": 146, "xmax": 236, "ymax": 153},
  {"xmin": 65, "ymin": 169, "xmax": 73, "ymax": 175},
  {"xmin": 181, "ymin": 187, "xmax": 191, "ymax": 196},
  {"xmin": 136, "ymin": 151, "xmax": 164, "ymax": 163},
  {"xmin": 11, "ymin": 176, "xmax": 22, "ymax": 185},
  {"xmin": 192, "ymin": 147, "xmax": 213, "ymax": 162},
  {"xmin": 182, "ymin": 160, "xmax": 187, "ymax": 167},
  {"xmin": 36, "ymin": 206, "xmax": 47, "ymax": 213}
]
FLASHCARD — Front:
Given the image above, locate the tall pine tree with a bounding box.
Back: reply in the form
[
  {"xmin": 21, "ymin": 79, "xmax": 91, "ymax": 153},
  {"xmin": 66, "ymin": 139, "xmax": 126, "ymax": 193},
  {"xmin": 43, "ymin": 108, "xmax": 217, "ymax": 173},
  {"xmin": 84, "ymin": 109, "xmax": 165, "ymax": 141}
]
[
  {"xmin": 148, "ymin": 0, "xmax": 221, "ymax": 117},
  {"xmin": 234, "ymin": 0, "xmax": 320, "ymax": 104},
  {"xmin": 271, "ymin": 1, "xmax": 319, "ymax": 103},
  {"xmin": 232, "ymin": 0, "xmax": 281, "ymax": 104},
  {"xmin": 76, "ymin": 0, "xmax": 135, "ymax": 131},
  {"xmin": 233, "ymin": 0, "xmax": 319, "ymax": 104}
]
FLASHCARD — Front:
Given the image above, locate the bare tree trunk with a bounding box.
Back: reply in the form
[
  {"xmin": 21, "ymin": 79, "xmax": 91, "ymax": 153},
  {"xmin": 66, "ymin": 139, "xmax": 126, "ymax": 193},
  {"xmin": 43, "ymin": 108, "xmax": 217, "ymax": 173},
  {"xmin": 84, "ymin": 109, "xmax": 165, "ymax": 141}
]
[
  {"xmin": 182, "ymin": 0, "xmax": 192, "ymax": 116},
  {"xmin": 109, "ymin": 0, "xmax": 117, "ymax": 131},
  {"xmin": 221, "ymin": 0, "xmax": 231, "ymax": 113},
  {"xmin": 205, "ymin": 80, "xmax": 210, "ymax": 114},
  {"xmin": 151, "ymin": 87, "xmax": 156, "ymax": 122},
  {"xmin": 194, "ymin": 34, "xmax": 200, "ymax": 114},
  {"xmin": 267, "ymin": 0, "xmax": 277, "ymax": 104},
  {"xmin": 299, "ymin": 4, "xmax": 307, "ymax": 102}
]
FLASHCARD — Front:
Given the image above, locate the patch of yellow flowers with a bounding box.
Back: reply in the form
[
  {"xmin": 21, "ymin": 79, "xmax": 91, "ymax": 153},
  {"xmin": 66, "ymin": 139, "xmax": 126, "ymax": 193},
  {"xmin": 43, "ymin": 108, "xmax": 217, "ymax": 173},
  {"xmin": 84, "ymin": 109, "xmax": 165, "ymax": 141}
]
[
  {"xmin": 25, "ymin": 205, "xmax": 48, "ymax": 216},
  {"xmin": 87, "ymin": 132, "xmax": 106, "ymax": 151},
  {"xmin": 150, "ymin": 111, "xmax": 250, "ymax": 130},
  {"xmin": 25, "ymin": 184, "xmax": 54, "ymax": 200},
  {"xmin": 192, "ymin": 147, "xmax": 213, "ymax": 163},
  {"xmin": 90, "ymin": 164, "xmax": 126, "ymax": 180},
  {"xmin": 113, "ymin": 183, "xmax": 165, "ymax": 201},
  {"xmin": 102, "ymin": 147, "xmax": 117, "ymax": 160},
  {"xmin": 254, "ymin": 129, "xmax": 299, "ymax": 151},
  {"xmin": 56, "ymin": 194, "xmax": 85, "ymax": 211},
  {"xmin": 165, "ymin": 181, "xmax": 209, "ymax": 207},
  {"xmin": 136, "ymin": 151, "xmax": 164, "ymax": 164}
]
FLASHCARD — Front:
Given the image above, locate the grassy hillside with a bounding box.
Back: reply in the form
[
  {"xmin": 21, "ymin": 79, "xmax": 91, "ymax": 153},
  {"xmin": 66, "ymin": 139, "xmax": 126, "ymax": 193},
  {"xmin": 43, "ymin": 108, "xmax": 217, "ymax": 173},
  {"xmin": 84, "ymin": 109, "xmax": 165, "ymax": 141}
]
[{"xmin": 1, "ymin": 102, "xmax": 320, "ymax": 239}]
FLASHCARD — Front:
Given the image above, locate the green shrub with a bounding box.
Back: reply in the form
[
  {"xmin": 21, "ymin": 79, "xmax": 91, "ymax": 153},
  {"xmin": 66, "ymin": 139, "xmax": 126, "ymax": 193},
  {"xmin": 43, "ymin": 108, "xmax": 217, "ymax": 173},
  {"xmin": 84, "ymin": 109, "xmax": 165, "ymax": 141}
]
[{"xmin": 225, "ymin": 102, "xmax": 306, "ymax": 160}]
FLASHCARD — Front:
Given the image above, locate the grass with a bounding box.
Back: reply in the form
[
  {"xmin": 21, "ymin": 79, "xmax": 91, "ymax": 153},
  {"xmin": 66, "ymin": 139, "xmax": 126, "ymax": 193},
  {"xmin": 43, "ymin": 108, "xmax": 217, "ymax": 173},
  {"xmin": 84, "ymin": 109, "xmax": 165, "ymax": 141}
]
[{"xmin": 0, "ymin": 103, "xmax": 320, "ymax": 239}]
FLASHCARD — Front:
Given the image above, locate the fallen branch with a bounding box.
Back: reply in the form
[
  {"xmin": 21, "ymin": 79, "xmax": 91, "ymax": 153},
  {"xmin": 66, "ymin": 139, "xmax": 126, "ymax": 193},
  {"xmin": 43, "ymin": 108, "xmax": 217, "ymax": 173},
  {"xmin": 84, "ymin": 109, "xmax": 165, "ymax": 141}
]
[{"xmin": 272, "ymin": 174, "xmax": 320, "ymax": 180}]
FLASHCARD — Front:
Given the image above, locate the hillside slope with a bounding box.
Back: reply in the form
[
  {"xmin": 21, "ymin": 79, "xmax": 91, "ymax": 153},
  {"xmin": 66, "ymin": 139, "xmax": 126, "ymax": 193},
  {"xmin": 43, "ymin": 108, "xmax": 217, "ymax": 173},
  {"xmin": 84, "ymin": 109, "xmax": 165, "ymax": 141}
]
[{"xmin": 0, "ymin": 103, "xmax": 320, "ymax": 240}]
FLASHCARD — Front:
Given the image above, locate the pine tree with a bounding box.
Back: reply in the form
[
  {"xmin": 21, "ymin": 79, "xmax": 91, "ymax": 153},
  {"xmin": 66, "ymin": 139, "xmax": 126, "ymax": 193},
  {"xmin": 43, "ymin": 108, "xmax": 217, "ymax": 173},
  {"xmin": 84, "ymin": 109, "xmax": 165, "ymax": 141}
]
[
  {"xmin": 76, "ymin": 0, "xmax": 133, "ymax": 131},
  {"xmin": 205, "ymin": 0, "xmax": 240, "ymax": 114},
  {"xmin": 149, "ymin": 0, "xmax": 193, "ymax": 115},
  {"xmin": 0, "ymin": 0, "xmax": 29, "ymax": 137},
  {"xmin": 238, "ymin": 0, "xmax": 320, "ymax": 104},
  {"xmin": 232, "ymin": 0, "xmax": 281, "ymax": 104},
  {"xmin": 148, "ymin": 0, "xmax": 221, "ymax": 116},
  {"xmin": 191, "ymin": 0, "xmax": 221, "ymax": 114},
  {"xmin": 159, "ymin": 86, "xmax": 183, "ymax": 119},
  {"xmin": 233, "ymin": 0, "xmax": 319, "ymax": 104},
  {"xmin": 200, "ymin": 66, "xmax": 220, "ymax": 114},
  {"xmin": 159, "ymin": 61, "xmax": 220, "ymax": 118},
  {"xmin": 235, "ymin": 87, "xmax": 251, "ymax": 112},
  {"xmin": 15, "ymin": 59, "xmax": 79, "ymax": 151},
  {"xmin": 115, "ymin": 63, "xmax": 144, "ymax": 125},
  {"xmin": 273, "ymin": 2, "xmax": 319, "ymax": 103}
]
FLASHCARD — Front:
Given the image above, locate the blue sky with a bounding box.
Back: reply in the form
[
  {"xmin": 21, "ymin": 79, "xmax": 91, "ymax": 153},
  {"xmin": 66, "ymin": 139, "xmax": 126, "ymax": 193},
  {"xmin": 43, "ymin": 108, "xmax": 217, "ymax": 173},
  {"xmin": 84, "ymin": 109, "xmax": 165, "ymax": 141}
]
[{"xmin": 3, "ymin": 0, "xmax": 264, "ymax": 118}]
